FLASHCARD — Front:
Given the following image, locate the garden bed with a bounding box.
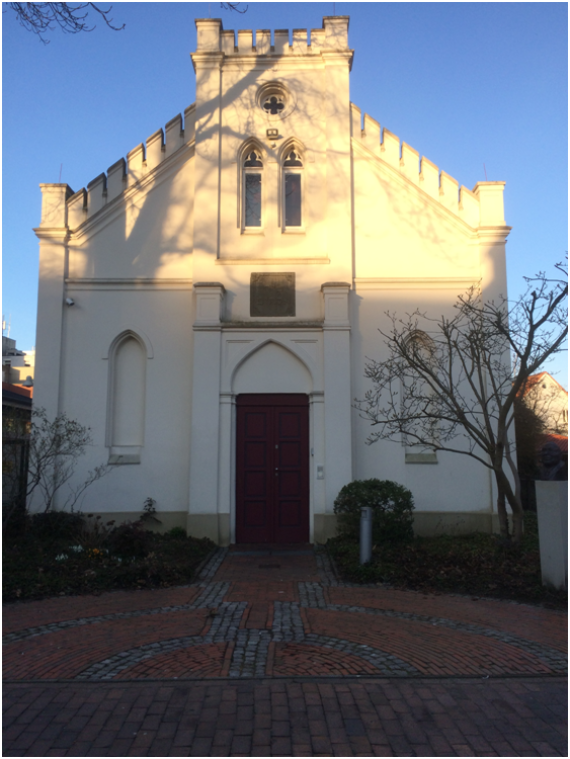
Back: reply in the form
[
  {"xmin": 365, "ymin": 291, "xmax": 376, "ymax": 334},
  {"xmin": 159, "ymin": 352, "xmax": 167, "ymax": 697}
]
[
  {"xmin": 327, "ymin": 513, "xmax": 567, "ymax": 610},
  {"xmin": 3, "ymin": 512, "xmax": 215, "ymax": 602}
]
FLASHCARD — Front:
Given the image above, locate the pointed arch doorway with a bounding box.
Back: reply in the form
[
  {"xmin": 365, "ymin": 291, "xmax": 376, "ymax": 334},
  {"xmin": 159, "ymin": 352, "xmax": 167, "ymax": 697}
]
[{"xmin": 236, "ymin": 394, "xmax": 309, "ymax": 544}]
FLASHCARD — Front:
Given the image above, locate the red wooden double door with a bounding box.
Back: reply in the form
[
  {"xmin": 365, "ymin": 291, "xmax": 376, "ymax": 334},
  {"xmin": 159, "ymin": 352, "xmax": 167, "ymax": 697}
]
[{"xmin": 236, "ymin": 394, "xmax": 309, "ymax": 544}]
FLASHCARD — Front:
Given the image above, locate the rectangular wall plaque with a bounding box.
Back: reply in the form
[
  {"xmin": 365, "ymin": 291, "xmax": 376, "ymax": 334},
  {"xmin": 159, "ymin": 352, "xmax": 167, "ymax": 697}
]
[{"xmin": 250, "ymin": 273, "xmax": 295, "ymax": 317}]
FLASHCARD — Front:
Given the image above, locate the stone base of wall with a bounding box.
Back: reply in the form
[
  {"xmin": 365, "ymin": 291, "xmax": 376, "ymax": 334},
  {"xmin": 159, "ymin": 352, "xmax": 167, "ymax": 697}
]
[
  {"xmin": 68, "ymin": 511, "xmax": 188, "ymax": 533},
  {"xmin": 73, "ymin": 509, "xmax": 500, "ymax": 545},
  {"xmin": 315, "ymin": 511, "xmax": 500, "ymax": 542},
  {"xmin": 313, "ymin": 513, "xmax": 338, "ymax": 544},
  {"xmin": 186, "ymin": 513, "xmax": 231, "ymax": 545},
  {"xmin": 413, "ymin": 511, "xmax": 500, "ymax": 537}
]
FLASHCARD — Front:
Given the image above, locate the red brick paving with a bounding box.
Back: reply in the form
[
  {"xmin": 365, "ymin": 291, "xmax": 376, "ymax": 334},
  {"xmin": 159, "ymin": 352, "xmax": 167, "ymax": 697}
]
[
  {"xmin": 271, "ymin": 643, "xmax": 381, "ymax": 677},
  {"xmin": 3, "ymin": 609, "xmax": 210, "ymax": 680},
  {"xmin": 329, "ymin": 586, "xmax": 567, "ymax": 651},
  {"xmin": 116, "ymin": 643, "xmax": 230, "ymax": 679},
  {"xmin": 225, "ymin": 580, "xmax": 299, "ymax": 602},
  {"xmin": 2, "ymin": 585, "xmax": 201, "ymax": 635},
  {"xmin": 2, "ymin": 547, "xmax": 568, "ymax": 755},
  {"xmin": 214, "ymin": 546, "xmax": 321, "ymax": 583},
  {"xmin": 213, "ymin": 555, "xmax": 321, "ymax": 582},
  {"xmin": 305, "ymin": 607, "xmax": 554, "ymax": 676},
  {"xmin": 6, "ymin": 678, "xmax": 564, "ymax": 757},
  {"xmin": 3, "ymin": 548, "xmax": 567, "ymax": 683}
]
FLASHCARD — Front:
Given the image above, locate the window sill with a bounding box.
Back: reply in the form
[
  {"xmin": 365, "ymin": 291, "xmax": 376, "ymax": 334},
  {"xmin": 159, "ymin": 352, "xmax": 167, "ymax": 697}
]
[
  {"xmin": 109, "ymin": 446, "xmax": 141, "ymax": 465},
  {"xmin": 282, "ymin": 227, "xmax": 306, "ymax": 235},
  {"xmin": 242, "ymin": 228, "xmax": 265, "ymax": 236},
  {"xmin": 109, "ymin": 454, "xmax": 140, "ymax": 465}
]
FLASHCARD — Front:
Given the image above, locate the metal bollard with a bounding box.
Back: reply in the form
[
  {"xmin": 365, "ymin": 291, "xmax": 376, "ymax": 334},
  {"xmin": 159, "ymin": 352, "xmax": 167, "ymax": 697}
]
[{"xmin": 360, "ymin": 506, "xmax": 373, "ymax": 564}]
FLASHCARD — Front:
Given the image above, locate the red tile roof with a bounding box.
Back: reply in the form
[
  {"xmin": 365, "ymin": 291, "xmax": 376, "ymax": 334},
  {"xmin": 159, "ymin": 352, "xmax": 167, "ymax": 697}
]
[{"xmin": 2, "ymin": 382, "xmax": 33, "ymax": 398}]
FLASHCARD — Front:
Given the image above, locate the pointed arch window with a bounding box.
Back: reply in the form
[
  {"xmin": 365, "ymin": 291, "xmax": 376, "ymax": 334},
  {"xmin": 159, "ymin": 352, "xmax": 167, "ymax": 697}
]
[
  {"xmin": 243, "ymin": 149, "xmax": 263, "ymax": 230},
  {"xmin": 282, "ymin": 149, "xmax": 303, "ymax": 230},
  {"xmin": 402, "ymin": 330, "xmax": 438, "ymax": 464}
]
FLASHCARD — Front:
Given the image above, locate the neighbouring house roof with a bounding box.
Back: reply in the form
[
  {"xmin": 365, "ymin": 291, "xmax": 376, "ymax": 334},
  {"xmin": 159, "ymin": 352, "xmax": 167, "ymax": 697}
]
[
  {"xmin": 522, "ymin": 372, "xmax": 568, "ymax": 396},
  {"xmin": 2, "ymin": 382, "xmax": 33, "ymax": 410},
  {"xmin": 536, "ymin": 432, "xmax": 568, "ymax": 454}
]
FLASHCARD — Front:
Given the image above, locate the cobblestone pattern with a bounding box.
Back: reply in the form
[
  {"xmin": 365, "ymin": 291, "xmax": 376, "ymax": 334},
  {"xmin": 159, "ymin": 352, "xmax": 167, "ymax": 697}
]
[
  {"xmin": 191, "ymin": 582, "xmax": 231, "ymax": 609},
  {"xmin": 4, "ymin": 548, "xmax": 567, "ymax": 684},
  {"xmin": 228, "ymin": 629, "xmax": 272, "ymax": 678},
  {"xmin": 196, "ymin": 546, "xmax": 228, "ymax": 581},
  {"xmin": 272, "ymin": 601, "xmax": 305, "ymax": 641},
  {"xmin": 314, "ymin": 547, "xmax": 340, "ymax": 585},
  {"xmin": 69, "ymin": 600, "xmax": 428, "ymax": 681},
  {"xmin": 298, "ymin": 581, "xmax": 328, "ymax": 608}
]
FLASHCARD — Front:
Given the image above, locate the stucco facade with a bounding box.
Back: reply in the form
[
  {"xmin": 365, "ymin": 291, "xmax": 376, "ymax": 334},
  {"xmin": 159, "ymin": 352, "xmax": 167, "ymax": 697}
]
[{"xmin": 33, "ymin": 17, "xmax": 510, "ymax": 544}]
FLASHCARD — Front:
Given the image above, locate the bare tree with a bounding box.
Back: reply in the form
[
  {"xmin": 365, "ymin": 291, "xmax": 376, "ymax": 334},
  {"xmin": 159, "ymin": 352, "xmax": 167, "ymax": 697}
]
[
  {"xmin": 8, "ymin": 3, "xmax": 247, "ymax": 44},
  {"xmin": 356, "ymin": 262, "xmax": 567, "ymax": 544},
  {"xmin": 220, "ymin": 3, "xmax": 247, "ymax": 12},
  {"xmin": 7, "ymin": 3, "xmax": 125, "ymax": 43},
  {"xmin": 5, "ymin": 407, "xmax": 113, "ymax": 525}
]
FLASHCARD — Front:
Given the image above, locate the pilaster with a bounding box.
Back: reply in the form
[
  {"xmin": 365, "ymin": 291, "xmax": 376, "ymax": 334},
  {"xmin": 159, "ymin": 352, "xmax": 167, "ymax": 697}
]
[
  {"xmin": 33, "ymin": 184, "xmax": 73, "ymax": 420},
  {"xmin": 189, "ymin": 283, "xmax": 225, "ymax": 541},
  {"xmin": 322, "ymin": 17, "xmax": 353, "ymax": 277},
  {"xmin": 192, "ymin": 19, "xmax": 224, "ymax": 281},
  {"xmin": 474, "ymin": 182, "xmax": 511, "ymax": 305},
  {"xmin": 321, "ymin": 283, "xmax": 352, "ymax": 512}
]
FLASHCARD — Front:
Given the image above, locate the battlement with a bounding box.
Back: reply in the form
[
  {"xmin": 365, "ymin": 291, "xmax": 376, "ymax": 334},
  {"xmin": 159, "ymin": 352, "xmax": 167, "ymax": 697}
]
[
  {"xmin": 65, "ymin": 104, "xmax": 196, "ymax": 230},
  {"xmin": 351, "ymin": 103, "xmax": 506, "ymax": 228},
  {"xmin": 194, "ymin": 16, "xmax": 350, "ymax": 56}
]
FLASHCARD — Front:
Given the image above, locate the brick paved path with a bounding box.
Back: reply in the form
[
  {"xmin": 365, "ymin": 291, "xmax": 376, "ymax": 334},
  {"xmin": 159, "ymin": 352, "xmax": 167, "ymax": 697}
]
[{"xmin": 3, "ymin": 545, "xmax": 568, "ymax": 756}]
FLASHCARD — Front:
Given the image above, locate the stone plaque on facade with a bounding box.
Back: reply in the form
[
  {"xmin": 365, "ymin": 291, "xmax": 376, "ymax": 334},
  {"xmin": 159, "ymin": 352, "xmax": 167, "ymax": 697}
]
[{"xmin": 250, "ymin": 273, "xmax": 295, "ymax": 317}]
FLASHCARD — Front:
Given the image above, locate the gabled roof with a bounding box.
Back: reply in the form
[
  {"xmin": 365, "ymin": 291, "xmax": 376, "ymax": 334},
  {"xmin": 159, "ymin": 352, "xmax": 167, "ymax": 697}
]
[
  {"xmin": 537, "ymin": 432, "xmax": 568, "ymax": 453},
  {"xmin": 522, "ymin": 372, "xmax": 568, "ymax": 396}
]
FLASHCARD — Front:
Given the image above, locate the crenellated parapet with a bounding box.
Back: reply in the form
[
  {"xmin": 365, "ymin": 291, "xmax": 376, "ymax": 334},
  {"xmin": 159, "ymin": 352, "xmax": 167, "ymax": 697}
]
[
  {"xmin": 65, "ymin": 104, "xmax": 196, "ymax": 231},
  {"xmin": 194, "ymin": 16, "xmax": 351, "ymax": 58},
  {"xmin": 351, "ymin": 103, "xmax": 506, "ymax": 229}
]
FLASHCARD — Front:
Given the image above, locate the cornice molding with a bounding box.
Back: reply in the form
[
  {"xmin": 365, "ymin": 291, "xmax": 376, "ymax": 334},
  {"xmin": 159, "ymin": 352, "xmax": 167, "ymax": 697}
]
[
  {"xmin": 216, "ymin": 257, "xmax": 330, "ymax": 266},
  {"xmin": 221, "ymin": 321, "xmax": 323, "ymax": 331},
  {"xmin": 221, "ymin": 57, "xmax": 327, "ymax": 72},
  {"xmin": 65, "ymin": 278, "xmax": 193, "ymax": 291},
  {"xmin": 354, "ymin": 277, "xmax": 480, "ymax": 291},
  {"xmin": 33, "ymin": 227, "xmax": 70, "ymax": 241}
]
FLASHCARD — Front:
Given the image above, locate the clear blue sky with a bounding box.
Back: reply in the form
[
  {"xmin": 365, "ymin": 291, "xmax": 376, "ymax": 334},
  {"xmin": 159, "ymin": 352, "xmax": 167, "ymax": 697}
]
[{"xmin": 3, "ymin": 2, "xmax": 568, "ymax": 385}]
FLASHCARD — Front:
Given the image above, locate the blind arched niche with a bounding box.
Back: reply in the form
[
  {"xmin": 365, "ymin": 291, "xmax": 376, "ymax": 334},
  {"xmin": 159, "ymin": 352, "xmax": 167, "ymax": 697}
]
[{"xmin": 107, "ymin": 331, "xmax": 148, "ymax": 464}]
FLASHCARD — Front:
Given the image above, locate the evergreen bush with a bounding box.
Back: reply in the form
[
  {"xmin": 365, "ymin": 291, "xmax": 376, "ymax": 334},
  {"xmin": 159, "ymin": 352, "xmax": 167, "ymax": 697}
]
[
  {"xmin": 333, "ymin": 479, "xmax": 414, "ymax": 544},
  {"xmin": 28, "ymin": 511, "xmax": 85, "ymax": 543}
]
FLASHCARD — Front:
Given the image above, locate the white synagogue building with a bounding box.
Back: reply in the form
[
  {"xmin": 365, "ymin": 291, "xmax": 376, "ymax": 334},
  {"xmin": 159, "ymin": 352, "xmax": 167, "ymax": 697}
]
[{"xmin": 33, "ymin": 17, "xmax": 510, "ymax": 544}]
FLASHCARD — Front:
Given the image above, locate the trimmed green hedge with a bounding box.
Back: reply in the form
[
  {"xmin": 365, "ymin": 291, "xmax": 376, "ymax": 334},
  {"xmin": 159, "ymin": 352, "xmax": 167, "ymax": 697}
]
[{"xmin": 333, "ymin": 479, "xmax": 414, "ymax": 545}]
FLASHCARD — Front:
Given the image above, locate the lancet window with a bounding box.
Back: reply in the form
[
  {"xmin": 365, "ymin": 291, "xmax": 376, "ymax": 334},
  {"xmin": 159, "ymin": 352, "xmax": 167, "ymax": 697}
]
[
  {"xmin": 283, "ymin": 150, "xmax": 303, "ymax": 229},
  {"xmin": 243, "ymin": 150, "xmax": 263, "ymax": 229}
]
